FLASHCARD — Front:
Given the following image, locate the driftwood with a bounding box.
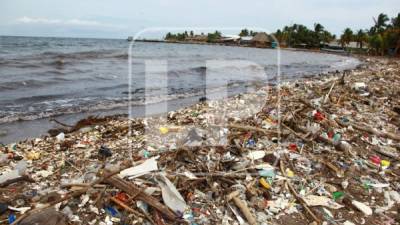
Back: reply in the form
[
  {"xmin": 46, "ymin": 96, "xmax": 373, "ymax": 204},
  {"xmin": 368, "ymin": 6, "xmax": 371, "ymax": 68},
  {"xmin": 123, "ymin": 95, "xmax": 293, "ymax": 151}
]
[
  {"xmin": 227, "ymin": 191, "xmax": 257, "ymax": 225},
  {"xmin": 335, "ymin": 118, "xmax": 400, "ymax": 141},
  {"xmin": 11, "ymin": 166, "xmax": 128, "ymax": 225},
  {"xmin": 48, "ymin": 116, "xmax": 109, "ymax": 136},
  {"xmin": 0, "ymin": 175, "xmax": 35, "ymax": 188},
  {"xmin": 321, "ymin": 160, "xmax": 344, "ymax": 178},
  {"xmin": 279, "ymin": 159, "xmax": 321, "ymax": 224},
  {"xmin": 299, "ymin": 98, "xmax": 400, "ymax": 142},
  {"xmin": 110, "ymin": 196, "xmax": 155, "ymax": 225},
  {"xmin": 228, "ymin": 124, "xmax": 286, "ymax": 136},
  {"xmin": 104, "ymin": 176, "xmax": 177, "ymax": 221},
  {"xmin": 372, "ymin": 147, "xmax": 400, "ymax": 161}
]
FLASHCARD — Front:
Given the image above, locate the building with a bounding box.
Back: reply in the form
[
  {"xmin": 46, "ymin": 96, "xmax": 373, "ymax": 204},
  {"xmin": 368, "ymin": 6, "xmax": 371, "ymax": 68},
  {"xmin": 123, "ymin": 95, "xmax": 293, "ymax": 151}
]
[
  {"xmin": 185, "ymin": 34, "xmax": 208, "ymax": 42},
  {"xmin": 326, "ymin": 40, "xmax": 368, "ymax": 49},
  {"xmin": 251, "ymin": 32, "xmax": 271, "ymax": 48},
  {"xmin": 217, "ymin": 35, "xmax": 241, "ymax": 44},
  {"xmin": 239, "ymin": 36, "xmax": 253, "ymax": 45}
]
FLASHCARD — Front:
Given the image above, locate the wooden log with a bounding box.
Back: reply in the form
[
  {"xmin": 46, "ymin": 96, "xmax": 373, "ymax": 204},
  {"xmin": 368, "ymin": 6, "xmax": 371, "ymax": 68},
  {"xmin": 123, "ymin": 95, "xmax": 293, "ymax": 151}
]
[
  {"xmin": 110, "ymin": 196, "xmax": 155, "ymax": 225},
  {"xmin": 227, "ymin": 191, "xmax": 257, "ymax": 225},
  {"xmin": 104, "ymin": 176, "xmax": 177, "ymax": 221}
]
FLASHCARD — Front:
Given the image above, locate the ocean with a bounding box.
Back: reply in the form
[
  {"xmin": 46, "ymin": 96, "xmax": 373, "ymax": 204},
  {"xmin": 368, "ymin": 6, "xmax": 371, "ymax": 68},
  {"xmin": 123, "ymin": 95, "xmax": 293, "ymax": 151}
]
[{"xmin": 0, "ymin": 36, "xmax": 360, "ymax": 143}]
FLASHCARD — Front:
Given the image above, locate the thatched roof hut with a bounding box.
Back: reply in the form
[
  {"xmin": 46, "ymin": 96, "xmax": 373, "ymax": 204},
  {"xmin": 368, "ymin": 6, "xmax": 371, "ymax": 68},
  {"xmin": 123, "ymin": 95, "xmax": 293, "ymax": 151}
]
[{"xmin": 251, "ymin": 32, "xmax": 271, "ymax": 47}]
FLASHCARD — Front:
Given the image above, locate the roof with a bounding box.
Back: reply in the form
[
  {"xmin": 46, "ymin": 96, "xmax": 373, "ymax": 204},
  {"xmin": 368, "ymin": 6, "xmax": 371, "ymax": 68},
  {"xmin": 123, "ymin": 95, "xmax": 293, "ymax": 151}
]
[
  {"xmin": 327, "ymin": 40, "xmax": 368, "ymax": 49},
  {"xmin": 221, "ymin": 35, "xmax": 241, "ymax": 41},
  {"xmin": 252, "ymin": 32, "xmax": 270, "ymax": 43},
  {"xmin": 240, "ymin": 36, "xmax": 253, "ymax": 41}
]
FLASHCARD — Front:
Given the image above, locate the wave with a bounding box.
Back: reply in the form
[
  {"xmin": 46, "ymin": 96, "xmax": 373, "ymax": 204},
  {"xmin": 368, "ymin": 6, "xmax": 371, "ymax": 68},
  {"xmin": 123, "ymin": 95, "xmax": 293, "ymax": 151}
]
[
  {"xmin": 0, "ymin": 49, "xmax": 128, "ymax": 68},
  {"xmin": 0, "ymin": 79, "xmax": 59, "ymax": 92},
  {"xmin": 0, "ymin": 81, "xmax": 256, "ymax": 124}
]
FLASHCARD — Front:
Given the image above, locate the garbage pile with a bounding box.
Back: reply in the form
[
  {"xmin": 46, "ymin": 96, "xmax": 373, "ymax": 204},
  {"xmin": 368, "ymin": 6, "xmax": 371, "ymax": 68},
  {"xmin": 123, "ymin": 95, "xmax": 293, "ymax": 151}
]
[{"xmin": 0, "ymin": 57, "xmax": 400, "ymax": 225}]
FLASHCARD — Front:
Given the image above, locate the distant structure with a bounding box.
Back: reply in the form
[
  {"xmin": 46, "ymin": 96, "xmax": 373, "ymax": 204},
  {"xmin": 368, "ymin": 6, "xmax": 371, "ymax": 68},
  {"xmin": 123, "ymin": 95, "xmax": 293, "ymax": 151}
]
[
  {"xmin": 185, "ymin": 34, "xmax": 208, "ymax": 42},
  {"xmin": 239, "ymin": 36, "xmax": 253, "ymax": 45},
  {"xmin": 217, "ymin": 35, "xmax": 241, "ymax": 44},
  {"xmin": 163, "ymin": 31, "xmax": 277, "ymax": 48},
  {"xmin": 251, "ymin": 32, "xmax": 272, "ymax": 48}
]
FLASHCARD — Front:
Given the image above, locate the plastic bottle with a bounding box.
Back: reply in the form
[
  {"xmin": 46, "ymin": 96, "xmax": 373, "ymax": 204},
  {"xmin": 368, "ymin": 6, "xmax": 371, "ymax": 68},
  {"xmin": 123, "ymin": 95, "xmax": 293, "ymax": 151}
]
[
  {"xmin": 0, "ymin": 153, "xmax": 9, "ymax": 166},
  {"xmin": 15, "ymin": 160, "xmax": 27, "ymax": 175}
]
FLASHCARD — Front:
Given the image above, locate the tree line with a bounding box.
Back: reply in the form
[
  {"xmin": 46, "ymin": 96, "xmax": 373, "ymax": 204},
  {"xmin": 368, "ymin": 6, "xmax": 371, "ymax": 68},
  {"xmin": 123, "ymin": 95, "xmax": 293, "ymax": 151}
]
[
  {"xmin": 164, "ymin": 12, "xmax": 399, "ymax": 55},
  {"xmin": 338, "ymin": 13, "xmax": 400, "ymax": 55},
  {"xmin": 165, "ymin": 31, "xmax": 221, "ymax": 42}
]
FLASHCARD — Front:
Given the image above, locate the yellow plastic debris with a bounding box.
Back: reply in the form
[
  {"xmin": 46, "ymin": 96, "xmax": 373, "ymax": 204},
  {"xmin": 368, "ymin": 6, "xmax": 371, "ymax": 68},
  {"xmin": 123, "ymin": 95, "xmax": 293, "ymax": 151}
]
[
  {"xmin": 26, "ymin": 151, "xmax": 40, "ymax": 160},
  {"xmin": 286, "ymin": 168, "xmax": 294, "ymax": 178},
  {"xmin": 259, "ymin": 178, "xmax": 271, "ymax": 189},
  {"xmin": 159, "ymin": 127, "xmax": 169, "ymax": 134},
  {"xmin": 381, "ymin": 160, "xmax": 390, "ymax": 168}
]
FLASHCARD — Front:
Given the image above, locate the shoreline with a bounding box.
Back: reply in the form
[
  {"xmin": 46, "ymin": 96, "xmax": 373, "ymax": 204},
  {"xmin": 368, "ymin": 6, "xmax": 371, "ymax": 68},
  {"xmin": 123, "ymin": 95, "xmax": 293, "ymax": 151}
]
[
  {"xmin": 0, "ymin": 57, "xmax": 399, "ymax": 224},
  {"xmin": 0, "ymin": 46, "xmax": 362, "ymax": 145},
  {"xmin": 136, "ymin": 39, "xmax": 364, "ymax": 58}
]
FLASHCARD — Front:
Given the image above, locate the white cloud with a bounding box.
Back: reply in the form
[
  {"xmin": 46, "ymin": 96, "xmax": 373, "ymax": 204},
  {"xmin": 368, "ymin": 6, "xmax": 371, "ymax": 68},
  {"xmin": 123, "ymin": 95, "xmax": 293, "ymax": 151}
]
[
  {"xmin": 15, "ymin": 16, "xmax": 125, "ymax": 29},
  {"xmin": 17, "ymin": 16, "xmax": 61, "ymax": 24}
]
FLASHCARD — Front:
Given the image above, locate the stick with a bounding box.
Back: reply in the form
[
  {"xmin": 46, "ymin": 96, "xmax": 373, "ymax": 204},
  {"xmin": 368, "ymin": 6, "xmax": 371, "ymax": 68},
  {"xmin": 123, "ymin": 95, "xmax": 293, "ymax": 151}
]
[
  {"xmin": 281, "ymin": 123, "xmax": 312, "ymax": 142},
  {"xmin": 336, "ymin": 118, "xmax": 400, "ymax": 141},
  {"xmin": 49, "ymin": 118, "xmax": 74, "ymax": 127},
  {"xmin": 104, "ymin": 176, "xmax": 177, "ymax": 221},
  {"xmin": 0, "ymin": 175, "xmax": 35, "ymax": 188},
  {"xmin": 227, "ymin": 191, "xmax": 257, "ymax": 225},
  {"xmin": 299, "ymin": 98, "xmax": 400, "ymax": 142},
  {"xmin": 280, "ymin": 159, "xmax": 321, "ymax": 224},
  {"xmin": 323, "ymin": 81, "xmax": 336, "ymax": 104},
  {"xmin": 372, "ymin": 147, "xmax": 400, "ymax": 161},
  {"xmin": 11, "ymin": 166, "xmax": 129, "ymax": 225},
  {"xmin": 321, "ymin": 160, "xmax": 344, "ymax": 178},
  {"xmin": 286, "ymin": 181, "xmax": 321, "ymax": 225},
  {"xmin": 228, "ymin": 124, "xmax": 284, "ymax": 135},
  {"xmin": 110, "ymin": 196, "xmax": 155, "ymax": 225}
]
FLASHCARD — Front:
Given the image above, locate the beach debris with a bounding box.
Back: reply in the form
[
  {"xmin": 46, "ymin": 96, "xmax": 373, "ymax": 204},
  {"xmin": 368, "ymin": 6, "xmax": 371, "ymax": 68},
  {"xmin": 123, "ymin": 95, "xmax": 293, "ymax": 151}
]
[
  {"xmin": 18, "ymin": 208, "xmax": 68, "ymax": 225},
  {"xmin": 0, "ymin": 203, "xmax": 8, "ymax": 215},
  {"xmin": 303, "ymin": 195, "xmax": 344, "ymax": 209},
  {"xmin": 98, "ymin": 146, "xmax": 112, "ymax": 158},
  {"xmin": 351, "ymin": 200, "xmax": 373, "ymax": 215},
  {"xmin": 1, "ymin": 58, "xmax": 399, "ymax": 224},
  {"xmin": 56, "ymin": 132, "xmax": 65, "ymax": 142},
  {"xmin": 227, "ymin": 191, "xmax": 257, "ymax": 225},
  {"xmin": 157, "ymin": 173, "xmax": 187, "ymax": 214},
  {"xmin": 246, "ymin": 150, "xmax": 265, "ymax": 160},
  {"xmin": 0, "ymin": 170, "xmax": 20, "ymax": 184},
  {"xmin": 119, "ymin": 157, "xmax": 159, "ymax": 179}
]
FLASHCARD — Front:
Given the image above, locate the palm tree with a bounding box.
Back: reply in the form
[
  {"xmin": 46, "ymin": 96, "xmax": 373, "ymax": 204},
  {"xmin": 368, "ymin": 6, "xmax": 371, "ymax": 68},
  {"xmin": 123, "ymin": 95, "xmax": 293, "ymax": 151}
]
[
  {"xmin": 374, "ymin": 13, "xmax": 390, "ymax": 33},
  {"xmin": 340, "ymin": 28, "xmax": 353, "ymax": 47},
  {"xmin": 392, "ymin": 13, "xmax": 400, "ymax": 29},
  {"xmin": 355, "ymin": 29, "xmax": 368, "ymax": 49},
  {"xmin": 321, "ymin": 30, "xmax": 334, "ymax": 44},
  {"xmin": 313, "ymin": 23, "xmax": 325, "ymax": 46},
  {"xmin": 314, "ymin": 23, "xmax": 324, "ymax": 33},
  {"xmin": 369, "ymin": 34, "xmax": 384, "ymax": 55},
  {"xmin": 239, "ymin": 29, "xmax": 249, "ymax": 37},
  {"xmin": 377, "ymin": 13, "xmax": 389, "ymax": 27}
]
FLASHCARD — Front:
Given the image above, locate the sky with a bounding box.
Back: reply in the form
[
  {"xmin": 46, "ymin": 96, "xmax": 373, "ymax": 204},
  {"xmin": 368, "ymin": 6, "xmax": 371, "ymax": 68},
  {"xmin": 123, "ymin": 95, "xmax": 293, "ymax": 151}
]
[{"xmin": 0, "ymin": 0, "xmax": 399, "ymax": 39}]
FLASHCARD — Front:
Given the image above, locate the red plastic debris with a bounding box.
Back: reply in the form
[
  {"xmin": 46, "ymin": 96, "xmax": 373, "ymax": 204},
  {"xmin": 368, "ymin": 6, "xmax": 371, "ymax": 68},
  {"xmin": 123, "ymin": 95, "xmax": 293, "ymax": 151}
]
[
  {"xmin": 313, "ymin": 111, "xmax": 325, "ymax": 121},
  {"xmin": 288, "ymin": 143, "xmax": 298, "ymax": 151},
  {"xmin": 370, "ymin": 155, "xmax": 381, "ymax": 165},
  {"xmin": 115, "ymin": 192, "xmax": 129, "ymax": 203},
  {"xmin": 328, "ymin": 131, "xmax": 334, "ymax": 139}
]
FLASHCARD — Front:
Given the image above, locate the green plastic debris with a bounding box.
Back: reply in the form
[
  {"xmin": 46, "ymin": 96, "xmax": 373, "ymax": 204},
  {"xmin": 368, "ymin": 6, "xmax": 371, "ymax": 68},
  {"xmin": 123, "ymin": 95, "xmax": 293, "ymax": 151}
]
[{"xmin": 332, "ymin": 191, "xmax": 344, "ymax": 200}]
